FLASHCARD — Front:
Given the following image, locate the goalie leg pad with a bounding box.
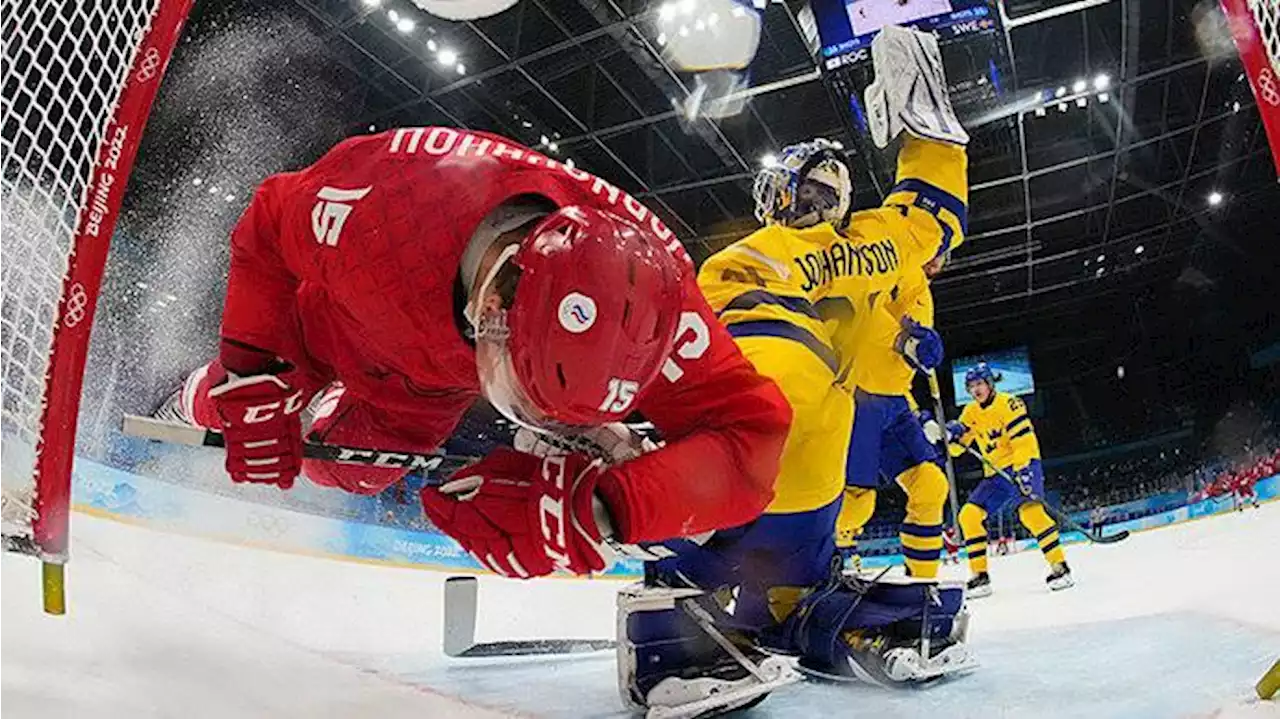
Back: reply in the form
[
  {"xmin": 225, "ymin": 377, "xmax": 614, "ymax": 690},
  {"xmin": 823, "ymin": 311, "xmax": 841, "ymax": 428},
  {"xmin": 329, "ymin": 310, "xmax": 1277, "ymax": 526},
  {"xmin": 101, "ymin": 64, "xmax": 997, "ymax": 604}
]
[
  {"xmin": 647, "ymin": 499, "xmax": 842, "ymax": 630},
  {"xmin": 617, "ymin": 584, "xmax": 801, "ymax": 719},
  {"xmin": 778, "ymin": 576, "xmax": 976, "ymax": 686}
]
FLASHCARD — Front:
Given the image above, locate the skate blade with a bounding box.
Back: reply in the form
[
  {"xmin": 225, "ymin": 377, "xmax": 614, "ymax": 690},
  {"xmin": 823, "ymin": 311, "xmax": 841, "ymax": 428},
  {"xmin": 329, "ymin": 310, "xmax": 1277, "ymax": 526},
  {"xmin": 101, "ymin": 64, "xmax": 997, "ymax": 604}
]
[
  {"xmin": 645, "ymin": 670, "xmax": 801, "ymax": 719},
  {"xmin": 1048, "ymin": 577, "xmax": 1075, "ymax": 592},
  {"xmin": 966, "ymin": 585, "xmax": 993, "ymax": 599}
]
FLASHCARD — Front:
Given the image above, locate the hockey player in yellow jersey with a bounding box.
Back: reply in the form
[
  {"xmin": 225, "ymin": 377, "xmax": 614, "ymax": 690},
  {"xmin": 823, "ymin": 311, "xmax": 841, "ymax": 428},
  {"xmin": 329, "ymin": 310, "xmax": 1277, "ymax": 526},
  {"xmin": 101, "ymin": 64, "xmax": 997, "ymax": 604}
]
[
  {"xmin": 933, "ymin": 363, "xmax": 1074, "ymax": 596},
  {"xmin": 835, "ymin": 254, "xmax": 952, "ymax": 580},
  {"xmin": 671, "ymin": 25, "xmax": 976, "ymax": 687}
]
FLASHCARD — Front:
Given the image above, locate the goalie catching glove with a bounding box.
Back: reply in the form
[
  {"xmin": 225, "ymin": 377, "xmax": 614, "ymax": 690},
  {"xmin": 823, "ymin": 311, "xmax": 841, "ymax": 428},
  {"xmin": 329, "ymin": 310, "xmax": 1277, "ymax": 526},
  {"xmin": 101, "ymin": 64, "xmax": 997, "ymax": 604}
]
[
  {"xmin": 864, "ymin": 25, "xmax": 969, "ymax": 148},
  {"xmin": 420, "ymin": 447, "xmax": 616, "ymax": 578}
]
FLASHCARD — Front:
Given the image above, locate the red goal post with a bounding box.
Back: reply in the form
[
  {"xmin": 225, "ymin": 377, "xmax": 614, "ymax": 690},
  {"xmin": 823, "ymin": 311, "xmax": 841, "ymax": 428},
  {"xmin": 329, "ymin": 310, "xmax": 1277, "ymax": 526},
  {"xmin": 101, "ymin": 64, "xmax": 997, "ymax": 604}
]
[
  {"xmin": 1, "ymin": 0, "xmax": 194, "ymax": 613},
  {"xmin": 1220, "ymin": 0, "xmax": 1280, "ymax": 178}
]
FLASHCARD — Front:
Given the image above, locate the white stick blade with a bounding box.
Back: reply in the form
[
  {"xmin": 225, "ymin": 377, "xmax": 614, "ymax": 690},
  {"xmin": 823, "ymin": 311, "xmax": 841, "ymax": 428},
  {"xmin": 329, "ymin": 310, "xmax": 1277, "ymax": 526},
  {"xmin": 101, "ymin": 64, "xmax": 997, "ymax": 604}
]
[{"xmin": 443, "ymin": 576, "xmax": 479, "ymax": 657}]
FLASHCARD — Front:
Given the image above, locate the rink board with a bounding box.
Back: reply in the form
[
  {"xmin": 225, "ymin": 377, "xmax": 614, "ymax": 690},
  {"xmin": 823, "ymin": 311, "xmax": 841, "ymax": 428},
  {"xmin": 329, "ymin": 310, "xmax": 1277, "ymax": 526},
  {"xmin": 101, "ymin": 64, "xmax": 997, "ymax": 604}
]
[{"xmin": 66, "ymin": 455, "xmax": 1278, "ymax": 576}]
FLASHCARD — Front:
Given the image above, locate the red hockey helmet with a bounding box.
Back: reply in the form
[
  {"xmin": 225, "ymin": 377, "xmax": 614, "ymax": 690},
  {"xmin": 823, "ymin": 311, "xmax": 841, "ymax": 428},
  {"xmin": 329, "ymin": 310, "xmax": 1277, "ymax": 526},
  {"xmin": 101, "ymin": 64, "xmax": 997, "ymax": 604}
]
[{"xmin": 472, "ymin": 205, "xmax": 686, "ymax": 431}]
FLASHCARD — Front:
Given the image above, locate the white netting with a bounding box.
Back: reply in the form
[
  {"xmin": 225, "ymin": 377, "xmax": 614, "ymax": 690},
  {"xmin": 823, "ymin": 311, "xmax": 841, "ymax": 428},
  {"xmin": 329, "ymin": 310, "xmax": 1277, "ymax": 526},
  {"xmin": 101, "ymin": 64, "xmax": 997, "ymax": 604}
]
[
  {"xmin": 1248, "ymin": 0, "xmax": 1280, "ymax": 75},
  {"xmin": 1, "ymin": 0, "xmax": 162, "ymax": 541}
]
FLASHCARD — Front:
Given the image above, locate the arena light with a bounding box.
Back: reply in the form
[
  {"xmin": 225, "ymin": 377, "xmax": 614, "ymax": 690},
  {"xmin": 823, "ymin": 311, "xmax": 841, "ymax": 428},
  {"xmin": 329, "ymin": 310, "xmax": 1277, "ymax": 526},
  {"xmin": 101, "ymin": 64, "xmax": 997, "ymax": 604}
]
[
  {"xmin": 1035, "ymin": 106, "xmax": 1047, "ymax": 117},
  {"xmin": 1208, "ymin": 191, "xmax": 1224, "ymax": 206},
  {"xmin": 1055, "ymin": 86, "xmax": 1067, "ymax": 98},
  {"xmin": 455, "ymin": 63, "xmax": 466, "ymax": 75},
  {"xmin": 1134, "ymin": 245, "xmax": 1144, "ymax": 254},
  {"xmin": 396, "ymin": 17, "xmax": 415, "ymax": 33},
  {"xmin": 760, "ymin": 153, "xmax": 778, "ymax": 167},
  {"xmin": 438, "ymin": 48, "xmax": 458, "ymax": 66},
  {"xmin": 388, "ymin": 9, "xmax": 399, "ymax": 22},
  {"xmin": 1097, "ymin": 253, "xmax": 1105, "ymax": 262},
  {"xmin": 540, "ymin": 134, "xmax": 550, "ymax": 145},
  {"xmin": 1093, "ymin": 73, "xmax": 1110, "ymax": 90},
  {"xmin": 657, "ymin": 32, "xmax": 667, "ymax": 45},
  {"xmin": 427, "ymin": 39, "xmax": 438, "ymax": 52},
  {"xmin": 362, "ymin": 0, "xmax": 380, "ymax": 6},
  {"xmin": 1233, "ymin": 101, "xmax": 1241, "ymax": 113},
  {"xmin": 679, "ymin": 0, "xmax": 697, "ymax": 14},
  {"xmin": 1058, "ymin": 102, "xmax": 1068, "ymax": 112},
  {"xmin": 1076, "ymin": 96, "xmax": 1087, "ymax": 107},
  {"xmin": 1098, "ymin": 92, "xmax": 1110, "ymax": 103},
  {"xmin": 659, "ymin": 2, "xmax": 677, "ymax": 21},
  {"xmin": 1072, "ymin": 79, "xmax": 1087, "ymax": 93}
]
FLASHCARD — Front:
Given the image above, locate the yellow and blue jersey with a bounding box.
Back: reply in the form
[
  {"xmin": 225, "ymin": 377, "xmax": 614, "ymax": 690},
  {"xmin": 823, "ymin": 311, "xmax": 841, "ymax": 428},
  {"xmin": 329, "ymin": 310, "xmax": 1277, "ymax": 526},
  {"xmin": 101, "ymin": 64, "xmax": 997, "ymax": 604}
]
[
  {"xmin": 695, "ymin": 136, "xmax": 967, "ymax": 515},
  {"xmin": 954, "ymin": 391, "xmax": 1041, "ymax": 473}
]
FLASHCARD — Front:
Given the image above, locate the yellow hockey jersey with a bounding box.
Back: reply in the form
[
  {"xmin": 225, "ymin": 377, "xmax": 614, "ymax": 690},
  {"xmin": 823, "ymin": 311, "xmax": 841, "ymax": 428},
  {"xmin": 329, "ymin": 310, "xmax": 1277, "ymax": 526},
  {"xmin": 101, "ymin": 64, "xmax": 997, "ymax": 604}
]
[
  {"xmin": 849, "ymin": 265, "xmax": 934, "ymax": 397},
  {"xmin": 954, "ymin": 391, "xmax": 1041, "ymax": 473},
  {"xmin": 697, "ymin": 136, "xmax": 968, "ymax": 384}
]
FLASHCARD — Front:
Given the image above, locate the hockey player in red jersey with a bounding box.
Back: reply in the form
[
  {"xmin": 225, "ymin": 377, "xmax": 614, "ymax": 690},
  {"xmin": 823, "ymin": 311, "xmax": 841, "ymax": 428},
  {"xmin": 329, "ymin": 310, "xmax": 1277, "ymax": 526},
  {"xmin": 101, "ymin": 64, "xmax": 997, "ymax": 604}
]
[{"xmin": 164, "ymin": 126, "xmax": 792, "ymax": 581}]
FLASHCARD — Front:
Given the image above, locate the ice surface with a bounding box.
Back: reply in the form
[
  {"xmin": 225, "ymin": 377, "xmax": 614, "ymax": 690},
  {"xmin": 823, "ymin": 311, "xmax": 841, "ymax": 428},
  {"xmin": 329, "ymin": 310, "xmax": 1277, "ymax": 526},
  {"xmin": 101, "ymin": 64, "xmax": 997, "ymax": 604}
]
[{"xmin": 4, "ymin": 504, "xmax": 1278, "ymax": 718}]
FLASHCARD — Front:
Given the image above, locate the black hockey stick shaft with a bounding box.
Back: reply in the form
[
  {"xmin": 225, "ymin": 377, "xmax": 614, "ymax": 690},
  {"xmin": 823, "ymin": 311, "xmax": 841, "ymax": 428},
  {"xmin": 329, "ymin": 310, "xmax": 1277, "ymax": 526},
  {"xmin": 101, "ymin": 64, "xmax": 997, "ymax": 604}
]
[
  {"xmin": 961, "ymin": 445, "xmax": 1129, "ymax": 545},
  {"xmin": 926, "ymin": 371, "xmax": 963, "ymax": 534},
  {"xmin": 122, "ymin": 414, "xmax": 474, "ymax": 478}
]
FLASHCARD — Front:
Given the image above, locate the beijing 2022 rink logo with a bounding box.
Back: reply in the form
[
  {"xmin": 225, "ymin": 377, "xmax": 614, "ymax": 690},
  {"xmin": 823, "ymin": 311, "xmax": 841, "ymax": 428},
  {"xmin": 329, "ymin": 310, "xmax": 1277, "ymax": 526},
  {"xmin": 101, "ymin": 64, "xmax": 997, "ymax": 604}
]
[{"xmin": 558, "ymin": 292, "xmax": 597, "ymax": 333}]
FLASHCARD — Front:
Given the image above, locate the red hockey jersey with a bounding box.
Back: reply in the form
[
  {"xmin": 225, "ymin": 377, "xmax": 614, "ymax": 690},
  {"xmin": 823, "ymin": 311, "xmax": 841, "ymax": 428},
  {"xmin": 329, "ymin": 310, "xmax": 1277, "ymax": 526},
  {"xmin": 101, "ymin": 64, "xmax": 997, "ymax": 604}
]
[{"xmin": 219, "ymin": 127, "xmax": 791, "ymax": 543}]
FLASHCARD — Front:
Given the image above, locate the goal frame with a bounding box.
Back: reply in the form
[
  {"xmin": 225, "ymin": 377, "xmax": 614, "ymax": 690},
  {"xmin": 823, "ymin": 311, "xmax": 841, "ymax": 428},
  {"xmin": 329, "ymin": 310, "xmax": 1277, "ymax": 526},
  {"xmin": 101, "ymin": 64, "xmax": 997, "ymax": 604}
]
[
  {"xmin": 1220, "ymin": 0, "xmax": 1280, "ymax": 178},
  {"xmin": 4, "ymin": 0, "xmax": 195, "ymax": 614}
]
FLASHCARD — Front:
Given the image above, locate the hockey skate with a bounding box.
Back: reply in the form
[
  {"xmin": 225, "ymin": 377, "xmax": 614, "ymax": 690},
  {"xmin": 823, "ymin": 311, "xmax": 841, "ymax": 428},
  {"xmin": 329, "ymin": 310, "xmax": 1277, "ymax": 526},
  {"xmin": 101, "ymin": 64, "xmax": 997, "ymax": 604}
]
[
  {"xmin": 966, "ymin": 572, "xmax": 992, "ymax": 598},
  {"xmin": 782, "ymin": 575, "xmax": 977, "ymax": 688},
  {"xmin": 1046, "ymin": 562, "xmax": 1074, "ymax": 591},
  {"xmin": 618, "ymin": 585, "xmax": 801, "ymax": 719},
  {"xmin": 799, "ymin": 628, "xmax": 977, "ymax": 687}
]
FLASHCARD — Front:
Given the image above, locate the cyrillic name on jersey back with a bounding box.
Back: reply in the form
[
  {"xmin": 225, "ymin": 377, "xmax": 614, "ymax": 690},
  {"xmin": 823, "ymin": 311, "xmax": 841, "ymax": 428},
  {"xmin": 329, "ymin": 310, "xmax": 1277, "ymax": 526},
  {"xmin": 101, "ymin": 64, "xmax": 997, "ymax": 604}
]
[{"xmin": 385, "ymin": 127, "xmax": 692, "ymax": 269}]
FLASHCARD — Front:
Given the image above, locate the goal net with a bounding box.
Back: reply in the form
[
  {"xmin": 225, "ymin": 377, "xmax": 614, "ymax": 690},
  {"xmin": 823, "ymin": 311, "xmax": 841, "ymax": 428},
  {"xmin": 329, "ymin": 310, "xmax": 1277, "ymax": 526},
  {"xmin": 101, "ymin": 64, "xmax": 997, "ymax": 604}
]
[
  {"xmin": 1221, "ymin": 0, "xmax": 1280, "ymax": 176},
  {"xmin": 1, "ymin": 0, "xmax": 193, "ymax": 611}
]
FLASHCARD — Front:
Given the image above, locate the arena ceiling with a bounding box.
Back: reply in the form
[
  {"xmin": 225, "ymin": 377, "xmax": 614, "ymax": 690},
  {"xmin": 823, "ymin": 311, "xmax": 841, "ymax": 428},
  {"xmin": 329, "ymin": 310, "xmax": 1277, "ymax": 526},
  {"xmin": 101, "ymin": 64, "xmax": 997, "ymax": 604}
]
[{"xmin": 210, "ymin": 0, "xmax": 1279, "ymax": 392}]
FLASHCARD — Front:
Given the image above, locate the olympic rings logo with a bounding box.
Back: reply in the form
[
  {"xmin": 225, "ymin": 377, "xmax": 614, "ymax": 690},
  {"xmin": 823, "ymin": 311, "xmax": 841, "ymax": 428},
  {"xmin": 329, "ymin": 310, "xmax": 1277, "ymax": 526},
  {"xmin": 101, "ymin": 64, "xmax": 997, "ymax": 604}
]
[
  {"xmin": 246, "ymin": 511, "xmax": 290, "ymax": 538},
  {"xmin": 136, "ymin": 47, "xmax": 161, "ymax": 83},
  {"xmin": 63, "ymin": 283, "xmax": 88, "ymax": 328},
  {"xmin": 1258, "ymin": 69, "xmax": 1280, "ymax": 107}
]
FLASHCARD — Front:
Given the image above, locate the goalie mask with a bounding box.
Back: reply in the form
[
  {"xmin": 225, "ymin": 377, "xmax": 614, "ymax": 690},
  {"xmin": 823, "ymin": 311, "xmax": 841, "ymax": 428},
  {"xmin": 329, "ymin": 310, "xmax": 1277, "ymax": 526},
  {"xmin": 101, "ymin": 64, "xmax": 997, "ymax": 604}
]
[
  {"xmin": 466, "ymin": 206, "xmax": 685, "ymax": 433},
  {"xmin": 752, "ymin": 139, "xmax": 852, "ymax": 229}
]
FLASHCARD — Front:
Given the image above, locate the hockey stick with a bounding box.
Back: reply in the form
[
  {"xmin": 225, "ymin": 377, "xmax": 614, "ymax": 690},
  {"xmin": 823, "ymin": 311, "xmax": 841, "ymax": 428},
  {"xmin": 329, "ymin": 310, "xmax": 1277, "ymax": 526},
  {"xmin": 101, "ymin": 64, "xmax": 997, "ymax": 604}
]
[
  {"xmin": 442, "ymin": 576, "xmax": 615, "ymax": 657},
  {"xmin": 960, "ymin": 445, "xmax": 1130, "ymax": 545},
  {"xmin": 925, "ymin": 371, "xmax": 963, "ymax": 533},
  {"xmin": 121, "ymin": 414, "xmax": 475, "ymax": 476}
]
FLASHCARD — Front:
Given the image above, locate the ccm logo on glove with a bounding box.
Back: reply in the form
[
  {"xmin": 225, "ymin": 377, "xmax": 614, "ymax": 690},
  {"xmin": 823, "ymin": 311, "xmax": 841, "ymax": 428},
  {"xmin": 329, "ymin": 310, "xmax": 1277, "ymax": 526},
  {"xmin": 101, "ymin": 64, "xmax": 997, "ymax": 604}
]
[{"xmin": 241, "ymin": 391, "xmax": 305, "ymax": 423}]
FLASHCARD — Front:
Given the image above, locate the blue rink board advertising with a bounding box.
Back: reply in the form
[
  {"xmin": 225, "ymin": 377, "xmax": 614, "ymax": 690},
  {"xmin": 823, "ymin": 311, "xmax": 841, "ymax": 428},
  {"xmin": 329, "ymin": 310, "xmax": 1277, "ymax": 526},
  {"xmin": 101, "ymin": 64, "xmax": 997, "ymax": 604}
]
[
  {"xmin": 951, "ymin": 347, "xmax": 1034, "ymax": 405},
  {"xmin": 67, "ymin": 449, "xmax": 1276, "ymax": 576}
]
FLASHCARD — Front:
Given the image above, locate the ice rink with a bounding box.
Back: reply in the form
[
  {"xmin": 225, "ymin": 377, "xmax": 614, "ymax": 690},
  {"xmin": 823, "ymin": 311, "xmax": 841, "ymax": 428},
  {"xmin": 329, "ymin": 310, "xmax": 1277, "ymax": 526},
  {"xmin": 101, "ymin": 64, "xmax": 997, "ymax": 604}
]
[{"xmin": 4, "ymin": 502, "xmax": 1278, "ymax": 718}]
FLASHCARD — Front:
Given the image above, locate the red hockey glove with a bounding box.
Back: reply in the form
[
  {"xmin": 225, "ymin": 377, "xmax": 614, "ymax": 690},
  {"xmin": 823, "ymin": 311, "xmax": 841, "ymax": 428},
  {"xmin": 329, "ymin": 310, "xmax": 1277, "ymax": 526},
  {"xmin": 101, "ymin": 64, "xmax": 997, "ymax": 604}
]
[
  {"xmin": 420, "ymin": 447, "xmax": 610, "ymax": 579},
  {"xmin": 209, "ymin": 373, "xmax": 305, "ymax": 489}
]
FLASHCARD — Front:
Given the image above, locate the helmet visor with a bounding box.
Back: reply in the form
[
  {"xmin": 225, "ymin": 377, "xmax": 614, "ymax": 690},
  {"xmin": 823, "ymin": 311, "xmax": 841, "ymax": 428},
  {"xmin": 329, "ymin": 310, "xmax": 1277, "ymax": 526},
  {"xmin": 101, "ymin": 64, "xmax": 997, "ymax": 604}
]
[{"xmin": 476, "ymin": 334, "xmax": 568, "ymax": 434}]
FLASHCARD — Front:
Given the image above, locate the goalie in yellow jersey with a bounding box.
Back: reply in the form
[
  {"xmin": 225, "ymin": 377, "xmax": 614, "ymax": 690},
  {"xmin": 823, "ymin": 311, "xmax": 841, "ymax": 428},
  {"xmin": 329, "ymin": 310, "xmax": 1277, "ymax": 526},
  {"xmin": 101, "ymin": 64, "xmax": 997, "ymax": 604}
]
[
  {"xmin": 685, "ymin": 25, "xmax": 976, "ymax": 686},
  {"xmin": 930, "ymin": 362, "xmax": 1075, "ymax": 596}
]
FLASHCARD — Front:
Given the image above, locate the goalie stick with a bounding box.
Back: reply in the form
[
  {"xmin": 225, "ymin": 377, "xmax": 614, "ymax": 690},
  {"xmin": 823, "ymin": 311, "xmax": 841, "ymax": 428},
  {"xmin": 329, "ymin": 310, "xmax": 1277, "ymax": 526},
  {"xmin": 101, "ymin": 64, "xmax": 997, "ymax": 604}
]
[
  {"xmin": 442, "ymin": 576, "xmax": 615, "ymax": 657},
  {"xmin": 121, "ymin": 414, "xmax": 475, "ymax": 476},
  {"xmin": 960, "ymin": 445, "xmax": 1130, "ymax": 545}
]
